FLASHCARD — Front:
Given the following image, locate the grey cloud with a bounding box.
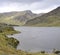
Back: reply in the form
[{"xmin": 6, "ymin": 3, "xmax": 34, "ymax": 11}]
[
  {"xmin": 0, "ymin": 0, "xmax": 60, "ymax": 13},
  {"xmin": 0, "ymin": 0, "xmax": 42, "ymax": 3},
  {"xmin": 34, "ymin": 0, "xmax": 60, "ymax": 10}
]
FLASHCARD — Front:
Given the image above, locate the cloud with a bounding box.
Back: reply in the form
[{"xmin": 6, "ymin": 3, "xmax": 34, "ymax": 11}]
[
  {"xmin": 0, "ymin": 0, "xmax": 42, "ymax": 3},
  {"xmin": 0, "ymin": 0, "xmax": 60, "ymax": 13}
]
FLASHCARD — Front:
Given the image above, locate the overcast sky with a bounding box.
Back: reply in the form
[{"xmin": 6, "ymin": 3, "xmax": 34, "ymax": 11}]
[{"xmin": 0, "ymin": 0, "xmax": 60, "ymax": 13}]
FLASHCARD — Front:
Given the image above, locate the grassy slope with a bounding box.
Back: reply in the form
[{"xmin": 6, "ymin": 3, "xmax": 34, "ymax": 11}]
[
  {"xmin": 25, "ymin": 7, "xmax": 60, "ymax": 26},
  {"xmin": 0, "ymin": 10, "xmax": 36, "ymax": 26},
  {"xmin": 0, "ymin": 25, "xmax": 27, "ymax": 55},
  {"xmin": 0, "ymin": 12, "xmax": 22, "ymax": 25}
]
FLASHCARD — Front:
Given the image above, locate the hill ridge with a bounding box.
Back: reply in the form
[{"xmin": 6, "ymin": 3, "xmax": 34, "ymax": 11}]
[{"xmin": 25, "ymin": 6, "xmax": 60, "ymax": 26}]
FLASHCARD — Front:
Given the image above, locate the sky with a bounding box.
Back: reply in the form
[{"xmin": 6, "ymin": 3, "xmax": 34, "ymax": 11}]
[{"xmin": 0, "ymin": 0, "xmax": 60, "ymax": 14}]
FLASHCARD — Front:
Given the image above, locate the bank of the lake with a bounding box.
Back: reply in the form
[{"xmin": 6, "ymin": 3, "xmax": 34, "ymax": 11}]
[{"xmin": 0, "ymin": 26, "xmax": 27, "ymax": 55}]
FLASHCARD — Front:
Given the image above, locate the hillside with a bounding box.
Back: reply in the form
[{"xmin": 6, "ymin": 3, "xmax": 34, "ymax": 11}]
[
  {"xmin": 25, "ymin": 7, "xmax": 60, "ymax": 26},
  {"xmin": 0, "ymin": 10, "xmax": 38, "ymax": 25}
]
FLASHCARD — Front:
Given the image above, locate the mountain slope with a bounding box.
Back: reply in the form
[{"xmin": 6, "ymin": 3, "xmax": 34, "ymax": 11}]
[
  {"xmin": 0, "ymin": 10, "xmax": 38, "ymax": 25},
  {"xmin": 25, "ymin": 7, "xmax": 60, "ymax": 26}
]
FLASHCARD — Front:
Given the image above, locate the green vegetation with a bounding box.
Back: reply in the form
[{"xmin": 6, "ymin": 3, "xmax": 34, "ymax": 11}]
[
  {"xmin": 52, "ymin": 49, "xmax": 60, "ymax": 54},
  {"xmin": 6, "ymin": 37, "xmax": 19, "ymax": 48},
  {"xmin": 0, "ymin": 24, "xmax": 23, "ymax": 55}
]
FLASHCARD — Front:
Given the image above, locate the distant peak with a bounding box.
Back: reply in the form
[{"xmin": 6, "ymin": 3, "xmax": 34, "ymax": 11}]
[
  {"xmin": 24, "ymin": 10, "xmax": 32, "ymax": 12},
  {"xmin": 50, "ymin": 6, "xmax": 60, "ymax": 13},
  {"xmin": 23, "ymin": 10, "xmax": 32, "ymax": 14},
  {"xmin": 57, "ymin": 6, "xmax": 60, "ymax": 8},
  {"xmin": 55, "ymin": 6, "xmax": 60, "ymax": 10}
]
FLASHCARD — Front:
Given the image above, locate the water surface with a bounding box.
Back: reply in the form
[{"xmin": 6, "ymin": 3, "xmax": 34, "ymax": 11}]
[{"xmin": 8, "ymin": 27, "xmax": 60, "ymax": 52}]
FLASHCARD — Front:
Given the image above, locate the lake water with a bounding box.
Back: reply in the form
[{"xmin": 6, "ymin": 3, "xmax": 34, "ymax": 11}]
[{"xmin": 8, "ymin": 27, "xmax": 60, "ymax": 52}]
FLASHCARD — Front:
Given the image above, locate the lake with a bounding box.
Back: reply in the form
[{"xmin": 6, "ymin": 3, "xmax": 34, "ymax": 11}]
[{"xmin": 8, "ymin": 27, "xmax": 60, "ymax": 52}]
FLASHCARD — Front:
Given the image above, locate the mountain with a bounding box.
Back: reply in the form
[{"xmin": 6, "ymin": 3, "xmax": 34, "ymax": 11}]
[
  {"xmin": 25, "ymin": 7, "xmax": 60, "ymax": 26},
  {"xmin": 0, "ymin": 10, "xmax": 39, "ymax": 25}
]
